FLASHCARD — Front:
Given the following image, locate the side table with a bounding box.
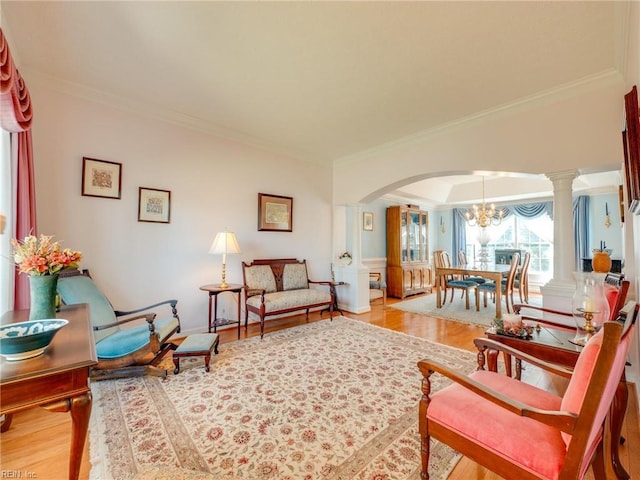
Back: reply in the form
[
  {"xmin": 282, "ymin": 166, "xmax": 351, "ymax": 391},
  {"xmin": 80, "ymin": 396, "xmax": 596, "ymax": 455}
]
[
  {"xmin": 321, "ymin": 281, "xmax": 345, "ymax": 316},
  {"xmin": 199, "ymin": 284, "xmax": 244, "ymax": 339}
]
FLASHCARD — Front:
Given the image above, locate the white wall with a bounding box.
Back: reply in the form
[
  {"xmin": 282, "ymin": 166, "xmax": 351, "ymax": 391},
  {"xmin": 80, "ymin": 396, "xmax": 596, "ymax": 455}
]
[
  {"xmin": 333, "ymin": 78, "xmax": 625, "ymax": 206},
  {"xmin": 29, "ymin": 82, "xmax": 333, "ymax": 335},
  {"xmin": 588, "ymin": 192, "xmax": 624, "ymax": 260},
  {"xmin": 623, "ymin": 0, "xmax": 640, "ymax": 399}
]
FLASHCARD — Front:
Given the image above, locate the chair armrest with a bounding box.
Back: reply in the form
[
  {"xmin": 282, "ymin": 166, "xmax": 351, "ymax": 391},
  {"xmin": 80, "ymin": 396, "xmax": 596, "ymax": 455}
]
[
  {"xmin": 512, "ymin": 304, "xmax": 575, "ymax": 332},
  {"xmin": 417, "ymin": 359, "xmax": 578, "ymax": 432},
  {"xmin": 308, "ymin": 280, "xmax": 333, "ymax": 287},
  {"xmin": 245, "ymin": 288, "xmax": 266, "ymax": 298},
  {"xmin": 513, "ymin": 304, "xmax": 571, "ymax": 317},
  {"xmin": 94, "ymin": 312, "xmax": 157, "ymax": 331},
  {"xmin": 114, "ymin": 299, "xmax": 178, "ymax": 317},
  {"xmin": 473, "ymin": 338, "xmax": 574, "ymax": 379}
]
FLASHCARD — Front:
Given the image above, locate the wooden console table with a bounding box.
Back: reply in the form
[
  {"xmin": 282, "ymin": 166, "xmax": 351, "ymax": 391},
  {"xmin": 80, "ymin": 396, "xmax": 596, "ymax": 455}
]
[{"xmin": 0, "ymin": 304, "xmax": 97, "ymax": 480}]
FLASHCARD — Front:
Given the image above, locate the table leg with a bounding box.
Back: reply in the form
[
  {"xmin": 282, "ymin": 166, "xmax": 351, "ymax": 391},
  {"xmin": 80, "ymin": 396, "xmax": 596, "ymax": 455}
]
[
  {"xmin": 321, "ymin": 284, "xmax": 342, "ymax": 316},
  {"xmin": 69, "ymin": 394, "xmax": 92, "ymax": 480},
  {"xmin": 236, "ymin": 290, "xmax": 241, "ymax": 339},
  {"xmin": 208, "ymin": 293, "xmax": 213, "ymax": 333},
  {"xmin": 43, "ymin": 393, "xmax": 92, "ymax": 480},
  {"xmin": 436, "ymin": 274, "xmax": 442, "ymax": 308},
  {"xmin": 213, "ymin": 294, "xmax": 218, "ymax": 333},
  {"xmin": 0, "ymin": 413, "xmax": 14, "ymax": 432},
  {"xmin": 494, "ymin": 280, "xmax": 502, "ymax": 319}
]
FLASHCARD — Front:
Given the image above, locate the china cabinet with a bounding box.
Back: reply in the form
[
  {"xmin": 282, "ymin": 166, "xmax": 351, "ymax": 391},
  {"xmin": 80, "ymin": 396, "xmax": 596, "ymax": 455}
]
[{"xmin": 386, "ymin": 205, "xmax": 430, "ymax": 298}]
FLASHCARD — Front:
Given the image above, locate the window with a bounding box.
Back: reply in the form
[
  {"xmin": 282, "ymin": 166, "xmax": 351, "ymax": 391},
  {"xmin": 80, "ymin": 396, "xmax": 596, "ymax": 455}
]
[{"xmin": 465, "ymin": 213, "xmax": 553, "ymax": 280}]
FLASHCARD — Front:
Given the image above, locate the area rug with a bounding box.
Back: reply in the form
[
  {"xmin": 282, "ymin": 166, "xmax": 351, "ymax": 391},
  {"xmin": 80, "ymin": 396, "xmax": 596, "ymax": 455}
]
[
  {"xmin": 89, "ymin": 317, "xmax": 477, "ymax": 480},
  {"xmin": 390, "ymin": 293, "xmax": 542, "ymax": 326}
]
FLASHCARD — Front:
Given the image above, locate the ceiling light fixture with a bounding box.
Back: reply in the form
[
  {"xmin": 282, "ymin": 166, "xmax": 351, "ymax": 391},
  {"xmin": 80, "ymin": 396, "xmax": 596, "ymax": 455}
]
[{"xmin": 465, "ymin": 177, "xmax": 504, "ymax": 228}]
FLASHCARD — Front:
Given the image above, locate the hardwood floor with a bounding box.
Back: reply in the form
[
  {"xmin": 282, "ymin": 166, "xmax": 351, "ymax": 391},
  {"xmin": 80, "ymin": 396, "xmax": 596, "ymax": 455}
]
[{"xmin": 1, "ymin": 294, "xmax": 638, "ymax": 479}]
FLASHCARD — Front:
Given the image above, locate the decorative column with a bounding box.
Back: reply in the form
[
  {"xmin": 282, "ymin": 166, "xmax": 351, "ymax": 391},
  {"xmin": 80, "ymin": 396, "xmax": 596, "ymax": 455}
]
[
  {"xmin": 333, "ymin": 204, "xmax": 370, "ymax": 314},
  {"xmin": 540, "ymin": 170, "xmax": 578, "ymax": 312}
]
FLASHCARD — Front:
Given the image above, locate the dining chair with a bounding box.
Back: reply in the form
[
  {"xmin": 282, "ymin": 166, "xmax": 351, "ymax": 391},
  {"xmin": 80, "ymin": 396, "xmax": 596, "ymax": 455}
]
[
  {"xmin": 477, "ymin": 252, "xmax": 520, "ymax": 313},
  {"xmin": 435, "ymin": 250, "xmax": 479, "ymax": 310},
  {"xmin": 369, "ymin": 272, "xmax": 387, "ymax": 306},
  {"xmin": 457, "ymin": 250, "xmax": 486, "ymax": 284},
  {"xmin": 417, "ymin": 301, "xmax": 638, "ymax": 480},
  {"xmin": 514, "ymin": 250, "xmax": 531, "ymax": 303}
]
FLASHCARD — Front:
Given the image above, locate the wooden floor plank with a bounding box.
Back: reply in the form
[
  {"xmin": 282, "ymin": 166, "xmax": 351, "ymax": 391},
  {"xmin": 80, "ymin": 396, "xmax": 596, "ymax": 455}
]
[{"xmin": 1, "ymin": 293, "xmax": 638, "ymax": 479}]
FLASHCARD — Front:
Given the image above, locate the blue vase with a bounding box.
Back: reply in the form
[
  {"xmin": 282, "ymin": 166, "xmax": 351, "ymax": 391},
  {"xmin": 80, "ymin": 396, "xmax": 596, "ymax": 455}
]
[{"xmin": 29, "ymin": 274, "xmax": 59, "ymax": 320}]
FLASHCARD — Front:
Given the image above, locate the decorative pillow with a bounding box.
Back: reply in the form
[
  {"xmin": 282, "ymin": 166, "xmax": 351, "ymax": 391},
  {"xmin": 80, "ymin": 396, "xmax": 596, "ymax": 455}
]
[
  {"xmin": 559, "ymin": 328, "xmax": 604, "ymax": 446},
  {"xmin": 244, "ymin": 265, "xmax": 277, "ymax": 293},
  {"xmin": 283, "ymin": 263, "xmax": 309, "ymax": 291}
]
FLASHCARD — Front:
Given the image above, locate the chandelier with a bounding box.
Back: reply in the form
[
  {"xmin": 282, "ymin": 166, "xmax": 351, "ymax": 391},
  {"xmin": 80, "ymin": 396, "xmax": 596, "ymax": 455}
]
[{"xmin": 465, "ymin": 177, "xmax": 504, "ymax": 228}]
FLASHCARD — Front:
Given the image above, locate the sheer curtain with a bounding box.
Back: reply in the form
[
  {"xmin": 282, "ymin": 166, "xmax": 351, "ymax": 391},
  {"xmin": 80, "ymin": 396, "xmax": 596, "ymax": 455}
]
[{"xmin": 1, "ymin": 28, "xmax": 36, "ymax": 311}]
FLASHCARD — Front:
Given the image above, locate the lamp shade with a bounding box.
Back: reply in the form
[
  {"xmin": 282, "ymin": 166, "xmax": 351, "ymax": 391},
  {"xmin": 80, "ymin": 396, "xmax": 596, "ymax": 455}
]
[{"xmin": 209, "ymin": 231, "xmax": 241, "ymax": 256}]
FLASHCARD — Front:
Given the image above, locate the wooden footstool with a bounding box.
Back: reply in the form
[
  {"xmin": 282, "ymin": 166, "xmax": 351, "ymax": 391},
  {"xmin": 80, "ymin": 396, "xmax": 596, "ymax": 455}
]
[{"xmin": 172, "ymin": 333, "xmax": 219, "ymax": 374}]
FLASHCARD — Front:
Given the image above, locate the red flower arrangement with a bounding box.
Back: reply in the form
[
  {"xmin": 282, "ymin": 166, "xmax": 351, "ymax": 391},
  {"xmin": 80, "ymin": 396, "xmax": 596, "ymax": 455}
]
[{"xmin": 11, "ymin": 234, "xmax": 82, "ymax": 276}]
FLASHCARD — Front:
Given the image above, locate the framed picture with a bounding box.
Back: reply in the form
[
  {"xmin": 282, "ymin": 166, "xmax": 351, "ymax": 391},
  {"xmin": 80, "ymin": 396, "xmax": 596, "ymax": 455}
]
[
  {"xmin": 363, "ymin": 211, "xmax": 374, "ymax": 231},
  {"xmin": 138, "ymin": 187, "xmax": 171, "ymax": 223},
  {"xmin": 258, "ymin": 193, "xmax": 293, "ymax": 231},
  {"xmin": 623, "ymin": 85, "xmax": 640, "ymax": 215},
  {"xmin": 82, "ymin": 157, "xmax": 122, "ymax": 199}
]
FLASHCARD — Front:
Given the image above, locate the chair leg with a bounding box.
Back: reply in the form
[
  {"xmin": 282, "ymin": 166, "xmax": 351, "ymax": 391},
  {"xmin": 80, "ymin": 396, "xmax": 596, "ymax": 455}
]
[
  {"xmin": 418, "ymin": 404, "xmax": 431, "ymax": 480},
  {"xmin": 464, "ymin": 289, "xmax": 470, "ymax": 310},
  {"xmin": 590, "ymin": 438, "xmax": 607, "ymax": 480},
  {"xmin": 518, "ymin": 284, "xmax": 524, "ymax": 304}
]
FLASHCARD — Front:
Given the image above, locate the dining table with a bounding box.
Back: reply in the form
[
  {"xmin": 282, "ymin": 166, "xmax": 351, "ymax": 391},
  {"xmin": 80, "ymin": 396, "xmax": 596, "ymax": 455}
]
[{"xmin": 434, "ymin": 263, "xmax": 512, "ymax": 319}]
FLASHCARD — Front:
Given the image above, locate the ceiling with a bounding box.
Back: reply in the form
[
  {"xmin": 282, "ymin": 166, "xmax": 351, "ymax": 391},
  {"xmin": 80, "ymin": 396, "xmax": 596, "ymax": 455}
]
[{"xmin": 0, "ymin": 1, "xmax": 627, "ymax": 204}]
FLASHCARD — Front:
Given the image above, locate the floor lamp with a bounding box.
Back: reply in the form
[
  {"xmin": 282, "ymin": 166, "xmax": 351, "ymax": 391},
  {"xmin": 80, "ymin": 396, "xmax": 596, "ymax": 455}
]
[{"xmin": 209, "ymin": 231, "xmax": 241, "ymax": 288}]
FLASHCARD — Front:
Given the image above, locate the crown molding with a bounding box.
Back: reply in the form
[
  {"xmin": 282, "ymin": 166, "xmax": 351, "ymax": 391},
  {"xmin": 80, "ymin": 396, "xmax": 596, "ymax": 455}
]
[
  {"xmin": 22, "ymin": 68, "xmax": 321, "ymax": 165},
  {"xmin": 336, "ymin": 68, "xmax": 624, "ymax": 166}
]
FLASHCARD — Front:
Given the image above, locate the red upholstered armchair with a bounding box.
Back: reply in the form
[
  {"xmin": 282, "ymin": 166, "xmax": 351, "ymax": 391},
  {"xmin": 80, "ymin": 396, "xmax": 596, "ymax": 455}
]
[{"xmin": 417, "ymin": 301, "xmax": 637, "ymax": 480}]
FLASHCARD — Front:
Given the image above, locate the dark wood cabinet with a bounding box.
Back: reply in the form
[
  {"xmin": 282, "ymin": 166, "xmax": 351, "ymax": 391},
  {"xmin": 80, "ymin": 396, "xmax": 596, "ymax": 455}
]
[{"xmin": 386, "ymin": 206, "xmax": 430, "ymax": 298}]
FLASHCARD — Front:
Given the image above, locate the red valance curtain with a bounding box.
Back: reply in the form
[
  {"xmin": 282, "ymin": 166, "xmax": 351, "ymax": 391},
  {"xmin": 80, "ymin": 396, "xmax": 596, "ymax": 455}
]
[{"xmin": 1, "ymin": 27, "xmax": 37, "ymax": 309}]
